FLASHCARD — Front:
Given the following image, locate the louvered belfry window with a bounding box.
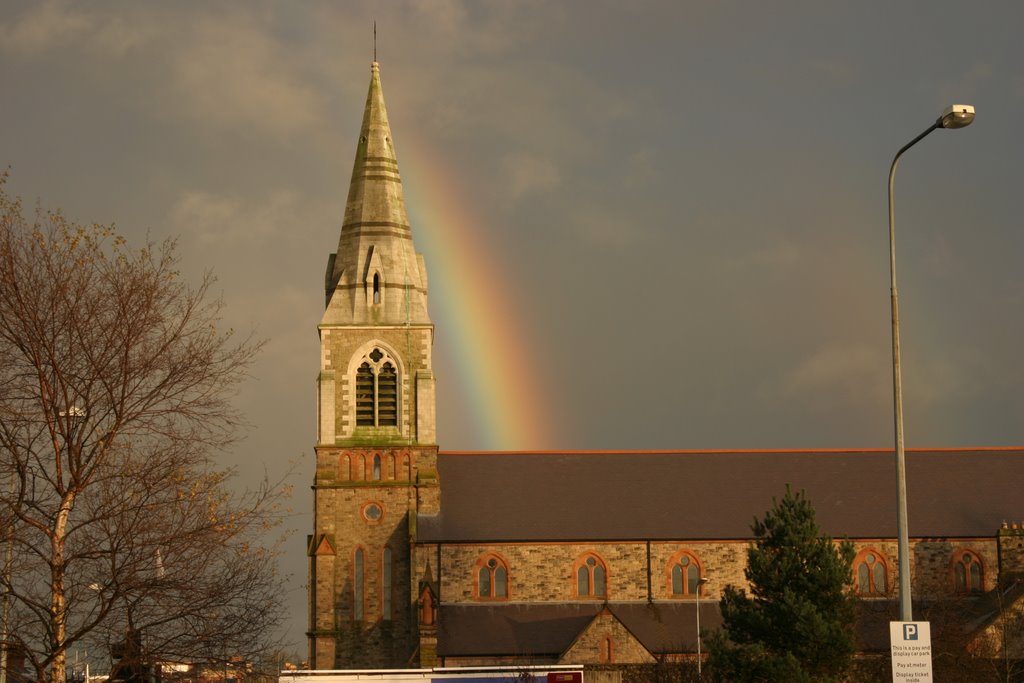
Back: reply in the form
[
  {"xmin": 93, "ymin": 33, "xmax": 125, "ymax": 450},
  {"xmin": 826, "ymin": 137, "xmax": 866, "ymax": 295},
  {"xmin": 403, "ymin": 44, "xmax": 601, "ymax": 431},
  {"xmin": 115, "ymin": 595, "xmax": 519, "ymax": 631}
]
[
  {"xmin": 355, "ymin": 363, "xmax": 375, "ymax": 425},
  {"xmin": 354, "ymin": 348, "xmax": 399, "ymax": 428},
  {"xmin": 378, "ymin": 363, "xmax": 398, "ymax": 426}
]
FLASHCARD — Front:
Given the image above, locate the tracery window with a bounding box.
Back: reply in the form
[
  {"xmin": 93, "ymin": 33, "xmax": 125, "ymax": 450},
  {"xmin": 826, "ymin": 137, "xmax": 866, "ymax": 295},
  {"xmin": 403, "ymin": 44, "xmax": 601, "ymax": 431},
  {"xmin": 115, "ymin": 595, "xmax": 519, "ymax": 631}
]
[
  {"xmin": 575, "ymin": 553, "xmax": 607, "ymax": 598},
  {"xmin": 354, "ymin": 347, "xmax": 399, "ymax": 427},
  {"xmin": 669, "ymin": 551, "xmax": 703, "ymax": 597},
  {"xmin": 953, "ymin": 550, "xmax": 983, "ymax": 594},
  {"xmin": 476, "ymin": 555, "xmax": 509, "ymax": 600},
  {"xmin": 854, "ymin": 549, "xmax": 888, "ymax": 596}
]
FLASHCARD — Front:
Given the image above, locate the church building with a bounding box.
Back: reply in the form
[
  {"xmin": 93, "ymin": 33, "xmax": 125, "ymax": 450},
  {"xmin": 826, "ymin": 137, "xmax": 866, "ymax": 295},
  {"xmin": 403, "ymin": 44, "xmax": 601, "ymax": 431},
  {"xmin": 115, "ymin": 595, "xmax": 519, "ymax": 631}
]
[{"xmin": 307, "ymin": 61, "xmax": 1024, "ymax": 671}]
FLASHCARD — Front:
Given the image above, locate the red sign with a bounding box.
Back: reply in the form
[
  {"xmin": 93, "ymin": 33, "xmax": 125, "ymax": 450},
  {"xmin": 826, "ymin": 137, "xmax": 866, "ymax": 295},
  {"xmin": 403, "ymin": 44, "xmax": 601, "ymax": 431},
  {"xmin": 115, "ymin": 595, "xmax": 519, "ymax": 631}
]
[{"xmin": 547, "ymin": 673, "xmax": 582, "ymax": 683}]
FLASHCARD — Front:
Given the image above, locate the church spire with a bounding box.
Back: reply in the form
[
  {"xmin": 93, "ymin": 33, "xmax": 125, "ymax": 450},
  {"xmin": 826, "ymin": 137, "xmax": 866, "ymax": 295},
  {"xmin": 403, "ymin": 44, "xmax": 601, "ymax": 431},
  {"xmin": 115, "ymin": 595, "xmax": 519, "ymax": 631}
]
[
  {"xmin": 323, "ymin": 61, "xmax": 430, "ymax": 327},
  {"xmin": 311, "ymin": 61, "xmax": 438, "ymax": 667}
]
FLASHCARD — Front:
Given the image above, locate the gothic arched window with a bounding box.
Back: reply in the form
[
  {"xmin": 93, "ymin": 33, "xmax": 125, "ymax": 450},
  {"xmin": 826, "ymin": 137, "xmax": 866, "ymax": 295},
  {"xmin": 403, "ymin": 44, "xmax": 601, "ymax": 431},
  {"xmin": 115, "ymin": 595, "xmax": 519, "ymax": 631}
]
[
  {"xmin": 668, "ymin": 550, "xmax": 703, "ymax": 597},
  {"xmin": 854, "ymin": 549, "xmax": 888, "ymax": 596},
  {"xmin": 354, "ymin": 347, "xmax": 400, "ymax": 427},
  {"xmin": 953, "ymin": 550, "xmax": 984, "ymax": 594},
  {"xmin": 476, "ymin": 555, "xmax": 509, "ymax": 600},
  {"xmin": 575, "ymin": 553, "xmax": 608, "ymax": 598}
]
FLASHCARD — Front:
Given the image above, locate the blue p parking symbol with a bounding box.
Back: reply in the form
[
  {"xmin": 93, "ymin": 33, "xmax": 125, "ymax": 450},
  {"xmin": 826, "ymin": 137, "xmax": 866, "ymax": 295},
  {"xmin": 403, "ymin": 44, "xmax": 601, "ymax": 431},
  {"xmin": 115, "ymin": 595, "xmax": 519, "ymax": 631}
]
[{"xmin": 903, "ymin": 624, "xmax": 918, "ymax": 641}]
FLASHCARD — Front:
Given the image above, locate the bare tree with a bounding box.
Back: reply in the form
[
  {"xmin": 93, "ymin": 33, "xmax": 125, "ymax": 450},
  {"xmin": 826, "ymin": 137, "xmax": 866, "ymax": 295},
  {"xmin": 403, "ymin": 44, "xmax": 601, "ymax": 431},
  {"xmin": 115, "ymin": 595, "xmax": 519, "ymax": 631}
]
[
  {"xmin": 0, "ymin": 175, "xmax": 287, "ymax": 683},
  {"xmin": 948, "ymin": 577, "xmax": 1024, "ymax": 682}
]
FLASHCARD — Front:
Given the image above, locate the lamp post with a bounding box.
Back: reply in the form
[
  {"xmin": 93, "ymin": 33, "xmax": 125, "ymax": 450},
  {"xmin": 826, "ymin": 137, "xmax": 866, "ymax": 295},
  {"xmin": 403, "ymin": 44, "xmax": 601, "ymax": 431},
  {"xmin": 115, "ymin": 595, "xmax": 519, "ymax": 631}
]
[
  {"xmin": 888, "ymin": 104, "xmax": 974, "ymax": 622},
  {"xmin": 695, "ymin": 576, "xmax": 710, "ymax": 679}
]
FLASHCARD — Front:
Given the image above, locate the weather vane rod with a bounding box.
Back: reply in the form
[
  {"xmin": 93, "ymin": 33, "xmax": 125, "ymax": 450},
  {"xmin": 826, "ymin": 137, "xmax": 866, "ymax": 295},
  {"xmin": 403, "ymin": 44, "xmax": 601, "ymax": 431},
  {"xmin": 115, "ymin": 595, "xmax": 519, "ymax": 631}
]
[{"xmin": 374, "ymin": 21, "xmax": 377, "ymax": 62}]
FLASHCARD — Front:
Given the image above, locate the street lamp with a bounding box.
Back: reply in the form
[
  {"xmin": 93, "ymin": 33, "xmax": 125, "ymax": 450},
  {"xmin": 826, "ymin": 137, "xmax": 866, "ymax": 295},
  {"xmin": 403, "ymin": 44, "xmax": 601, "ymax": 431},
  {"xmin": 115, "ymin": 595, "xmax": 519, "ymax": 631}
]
[
  {"xmin": 888, "ymin": 104, "xmax": 975, "ymax": 622},
  {"xmin": 695, "ymin": 576, "xmax": 710, "ymax": 679}
]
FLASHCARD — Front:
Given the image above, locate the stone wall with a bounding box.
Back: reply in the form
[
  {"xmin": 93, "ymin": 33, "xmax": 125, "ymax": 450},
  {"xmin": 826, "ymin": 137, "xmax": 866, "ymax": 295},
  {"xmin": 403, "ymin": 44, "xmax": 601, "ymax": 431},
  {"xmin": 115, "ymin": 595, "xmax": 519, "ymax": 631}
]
[
  {"xmin": 911, "ymin": 538, "xmax": 998, "ymax": 595},
  {"xmin": 562, "ymin": 609, "xmax": 656, "ymax": 665},
  {"xmin": 319, "ymin": 326, "xmax": 434, "ymax": 445},
  {"xmin": 432, "ymin": 537, "xmax": 1004, "ymax": 606},
  {"xmin": 435, "ymin": 542, "xmax": 741, "ymax": 603},
  {"xmin": 310, "ymin": 445, "xmax": 438, "ymax": 668},
  {"xmin": 999, "ymin": 523, "xmax": 1024, "ymax": 576}
]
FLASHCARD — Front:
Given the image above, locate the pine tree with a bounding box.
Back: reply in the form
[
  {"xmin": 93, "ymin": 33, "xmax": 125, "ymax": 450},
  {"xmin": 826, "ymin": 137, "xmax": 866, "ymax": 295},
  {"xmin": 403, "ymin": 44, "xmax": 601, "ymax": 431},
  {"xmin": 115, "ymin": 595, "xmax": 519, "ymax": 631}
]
[{"xmin": 706, "ymin": 486, "xmax": 857, "ymax": 682}]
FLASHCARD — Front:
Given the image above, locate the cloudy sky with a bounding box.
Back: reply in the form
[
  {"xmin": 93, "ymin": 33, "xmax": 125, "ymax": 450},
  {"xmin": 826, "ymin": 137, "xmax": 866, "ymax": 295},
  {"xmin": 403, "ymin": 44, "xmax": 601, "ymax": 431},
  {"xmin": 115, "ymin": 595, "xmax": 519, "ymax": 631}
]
[{"xmin": 3, "ymin": 0, "xmax": 1024, "ymax": 654}]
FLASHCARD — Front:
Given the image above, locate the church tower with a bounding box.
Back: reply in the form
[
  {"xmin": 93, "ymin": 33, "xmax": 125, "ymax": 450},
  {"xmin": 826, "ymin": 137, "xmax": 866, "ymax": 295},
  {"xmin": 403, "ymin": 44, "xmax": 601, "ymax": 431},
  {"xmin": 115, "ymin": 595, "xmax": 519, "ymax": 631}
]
[{"xmin": 308, "ymin": 61, "xmax": 438, "ymax": 669}]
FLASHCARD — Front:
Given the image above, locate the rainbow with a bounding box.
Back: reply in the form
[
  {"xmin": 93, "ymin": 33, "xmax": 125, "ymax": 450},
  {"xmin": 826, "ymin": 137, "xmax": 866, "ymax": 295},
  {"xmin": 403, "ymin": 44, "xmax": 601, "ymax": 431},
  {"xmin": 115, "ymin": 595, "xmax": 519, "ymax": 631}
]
[{"xmin": 398, "ymin": 134, "xmax": 554, "ymax": 451}]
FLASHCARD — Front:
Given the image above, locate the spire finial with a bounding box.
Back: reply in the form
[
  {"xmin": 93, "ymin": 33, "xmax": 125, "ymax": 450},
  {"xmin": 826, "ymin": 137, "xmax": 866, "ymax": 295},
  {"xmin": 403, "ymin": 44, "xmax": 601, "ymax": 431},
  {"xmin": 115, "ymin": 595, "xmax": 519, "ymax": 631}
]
[{"xmin": 373, "ymin": 21, "xmax": 377, "ymax": 63}]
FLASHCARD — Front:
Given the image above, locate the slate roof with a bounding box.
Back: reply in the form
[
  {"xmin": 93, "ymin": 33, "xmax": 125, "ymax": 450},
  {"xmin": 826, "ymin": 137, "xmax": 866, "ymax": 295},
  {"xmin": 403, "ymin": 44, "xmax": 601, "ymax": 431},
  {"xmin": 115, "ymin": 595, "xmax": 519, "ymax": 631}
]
[
  {"xmin": 437, "ymin": 604, "xmax": 599, "ymax": 658},
  {"xmin": 438, "ymin": 598, "xmax": 1014, "ymax": 658},
  {"xmin": 437, "ymin": 602, "xmax": 724, "ymax": 657},
  {"xmin": 417, "ymin": 449, "xmax": 1024, "ymax": 542}
]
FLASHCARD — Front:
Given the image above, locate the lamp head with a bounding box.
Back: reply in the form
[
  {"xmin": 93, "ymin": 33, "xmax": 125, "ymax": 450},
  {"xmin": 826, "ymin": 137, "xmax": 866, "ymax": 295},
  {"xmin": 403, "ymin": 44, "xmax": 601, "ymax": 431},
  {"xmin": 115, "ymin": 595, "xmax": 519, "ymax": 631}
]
[{"xmin": 940, "ymin": 104, "xmax": 975, "ymax": 129}]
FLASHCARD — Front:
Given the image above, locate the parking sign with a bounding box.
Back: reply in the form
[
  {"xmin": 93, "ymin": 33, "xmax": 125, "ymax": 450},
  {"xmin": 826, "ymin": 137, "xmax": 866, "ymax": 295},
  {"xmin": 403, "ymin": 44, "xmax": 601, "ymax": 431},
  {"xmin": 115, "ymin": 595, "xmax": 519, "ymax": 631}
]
[{"xmin": 890, "ymin": 621, "xmax": 933, "ymax": 682}]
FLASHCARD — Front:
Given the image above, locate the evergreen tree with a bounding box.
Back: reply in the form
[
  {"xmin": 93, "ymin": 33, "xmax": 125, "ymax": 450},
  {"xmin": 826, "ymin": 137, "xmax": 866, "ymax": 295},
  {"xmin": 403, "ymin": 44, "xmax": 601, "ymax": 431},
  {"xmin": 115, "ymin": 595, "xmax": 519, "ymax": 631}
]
[{"xmin": 706, "ymin": 486, "xmax": 857, "ymax": 682}]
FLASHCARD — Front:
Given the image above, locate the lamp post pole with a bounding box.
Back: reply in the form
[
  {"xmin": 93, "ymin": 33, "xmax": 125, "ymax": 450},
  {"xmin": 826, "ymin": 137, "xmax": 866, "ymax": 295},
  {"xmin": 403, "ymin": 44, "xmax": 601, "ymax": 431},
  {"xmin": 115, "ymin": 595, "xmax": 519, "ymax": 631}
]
[
  {"xmin": 695, "ymin": 576, "xmax": 710, "ymax": 679},
  {"xmin": 887, "ymin": 104, "xmax": 975, "ymax": 622}
]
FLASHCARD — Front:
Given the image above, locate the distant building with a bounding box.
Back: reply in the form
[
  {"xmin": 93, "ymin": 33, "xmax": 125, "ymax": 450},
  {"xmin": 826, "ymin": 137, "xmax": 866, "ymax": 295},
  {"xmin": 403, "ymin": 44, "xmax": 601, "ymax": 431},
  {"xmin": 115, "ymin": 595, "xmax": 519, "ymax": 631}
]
[{"xmin": 307, "ymin": 61, "xmax": 1024, "ymax": 671}]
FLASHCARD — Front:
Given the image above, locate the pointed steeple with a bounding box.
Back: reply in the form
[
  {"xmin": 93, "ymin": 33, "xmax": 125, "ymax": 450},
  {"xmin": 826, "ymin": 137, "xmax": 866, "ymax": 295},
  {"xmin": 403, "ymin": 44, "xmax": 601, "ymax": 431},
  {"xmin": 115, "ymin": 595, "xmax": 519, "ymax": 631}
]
[
  {"xmin": 311, "ymin": 62, "xmax": 438, "ymax": 667},
  {"xmin": 323, "ymin": 61, "xmax": 430, "ymax": 327}
]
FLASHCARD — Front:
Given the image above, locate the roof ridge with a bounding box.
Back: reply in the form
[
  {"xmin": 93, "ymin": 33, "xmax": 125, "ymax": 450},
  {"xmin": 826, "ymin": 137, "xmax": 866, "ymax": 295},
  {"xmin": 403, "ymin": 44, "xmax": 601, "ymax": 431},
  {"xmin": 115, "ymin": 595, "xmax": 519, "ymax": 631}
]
[{"xmin": 439, "ymin": 446, "xmax": 1024, "ymax": 456}]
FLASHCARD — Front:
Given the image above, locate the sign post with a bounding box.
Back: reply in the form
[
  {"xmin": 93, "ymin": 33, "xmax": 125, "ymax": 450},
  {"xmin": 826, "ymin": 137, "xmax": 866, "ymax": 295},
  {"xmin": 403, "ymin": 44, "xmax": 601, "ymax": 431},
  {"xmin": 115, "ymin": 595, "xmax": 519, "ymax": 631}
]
[{"xmin": 890, "ymin": 621, "xmax": 933, "ymax": 682}]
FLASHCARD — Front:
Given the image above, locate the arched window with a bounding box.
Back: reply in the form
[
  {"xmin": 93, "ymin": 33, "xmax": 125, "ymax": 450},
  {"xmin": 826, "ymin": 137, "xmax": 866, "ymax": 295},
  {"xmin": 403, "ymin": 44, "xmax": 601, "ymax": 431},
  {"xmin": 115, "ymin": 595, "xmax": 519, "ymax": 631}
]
[
  {"xmin": 854, "ymin": 550, "xmax": 888, "ymax": 596},
  {"xmin": 600, "ymin": 637, "xmax": 614, "ymax": 664},
  {"xmin": 372, "ymin": 454, "xmax": 381, "ymax": 481},
  {"xmin": 668, "ymin": 551, "xmax": 703, "ymax": 597},
  {"xmin": 372, "ymin": 273, "xmax": 381, "ymax": 305},
  {"xmin": 476, "ymin": 555, "xmax": 509, "ymax": 600},
  {"xmin": 953, "ymin": 550, "xmax": 984, "ymax": 594},
  {"xmin": 353, "ymin": 548, "xmax": 365, "ymax": 621},
  {"xmin": 341, "ymin": 455, "xmax": 351, "ymax": 481},
  {"xmin": 575, "ymin": 553, "xmax": 607, "ymax": 598},
  {"xmin": 353, "ymin": 347, "xmax": 400, "ymax": 428},
  {"xmin": 382, "ymin": 547, "xmax": 392, "ymax": 620}
]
